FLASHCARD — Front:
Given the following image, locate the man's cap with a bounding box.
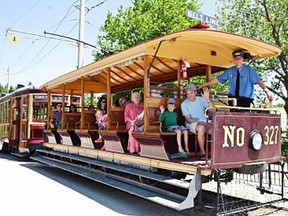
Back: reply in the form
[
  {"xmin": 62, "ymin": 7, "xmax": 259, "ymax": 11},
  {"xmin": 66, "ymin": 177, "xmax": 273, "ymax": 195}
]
[
  {"xmin": 167, "ymin": 98, "xmax": 176, "ymax": 104},
  {"xmin": 232, "ymin": 50, "xmax": 244, "ymax": 58},
  {"xmin": 186, "ymin": 83, "xmax": 197, "ymax": 91}
]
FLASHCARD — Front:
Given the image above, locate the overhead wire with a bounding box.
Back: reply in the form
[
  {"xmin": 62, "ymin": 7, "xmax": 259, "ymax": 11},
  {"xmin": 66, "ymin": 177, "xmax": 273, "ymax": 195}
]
[
  {"xmin": 12, "ymin": 0, "xmax": 79, "ymax": 75},
  {"xmin": 15, "ymin": 0, "xmax": 112, "ymax": 75},
  {"xmin": 9, "ymin": 0, "xmax": 42, "ymax": 29},
  {"xmin": 89, "ymin": 0, "xmax": 109, "ymax": 11},
  {"xmin": 12, "ymin": 23, "xmax": 79, "ymax": 75},
  {"xmin": 0, "ymin": 0, "xmax": 41, "ymax": 74},
  {"xmin": 8, "ymin": 0, "xmax": 111, "ymax": 77},
  {"xmin": 11, "ymin": 40, "xmax": 35, "ymax": 70},
  {"xmin": 6, "ymin": 29, "xmax": 75, "ymax": 44}
]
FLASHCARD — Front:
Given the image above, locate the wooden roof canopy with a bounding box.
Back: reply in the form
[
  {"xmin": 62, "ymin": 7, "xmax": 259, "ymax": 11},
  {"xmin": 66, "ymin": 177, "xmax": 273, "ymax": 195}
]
[{"xmin": 40, "ymin": 25, "xmax": 281, "ymax": 94}]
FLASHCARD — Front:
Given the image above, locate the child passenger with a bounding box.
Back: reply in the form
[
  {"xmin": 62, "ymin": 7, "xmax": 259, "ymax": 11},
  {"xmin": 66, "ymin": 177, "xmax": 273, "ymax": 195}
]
[
  {"xmin": 95, "ymin": 108, "xmax": 107, "ymax": 143},
  {"xmin": 159, "ymin": 98, "xmax": 189, "ymax": 157}
]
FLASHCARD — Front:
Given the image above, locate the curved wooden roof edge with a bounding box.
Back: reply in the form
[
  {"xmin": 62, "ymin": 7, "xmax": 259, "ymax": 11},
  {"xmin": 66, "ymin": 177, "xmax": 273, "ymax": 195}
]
[{"xmin": 40, "ymin": 27, "xmax": 282, "ymax": 91}]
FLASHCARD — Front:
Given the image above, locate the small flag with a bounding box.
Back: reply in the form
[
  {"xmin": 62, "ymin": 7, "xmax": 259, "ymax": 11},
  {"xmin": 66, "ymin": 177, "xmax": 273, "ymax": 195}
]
[{"xmin": 9, "ymin": 35, "xmax": 20, "ymax": 43}]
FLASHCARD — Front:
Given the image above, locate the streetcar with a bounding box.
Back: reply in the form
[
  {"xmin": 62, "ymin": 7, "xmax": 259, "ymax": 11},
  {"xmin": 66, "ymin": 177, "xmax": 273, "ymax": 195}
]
[
  {"xmin": 0, "ymin": 85, "xmax": 81, "ymax": 156},
  {"xmin": 31, "ymin": 24, "xmax": 286, "ymax": 211}
]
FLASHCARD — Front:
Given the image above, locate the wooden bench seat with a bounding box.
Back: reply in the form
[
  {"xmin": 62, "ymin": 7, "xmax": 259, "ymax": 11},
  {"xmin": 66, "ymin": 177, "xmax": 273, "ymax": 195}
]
[
  {"xmin": 99, "ymin": 108, "xmax": 128, "ymax": 153},
  {"xmin": 74, "ymin": 111, "xmax": 100, "ymax": 149},
  {"xmin": 63, "ymin": 113, "xmax": 81, "ymax": 130},
  {"xmin": 57, "ymin": 113, "xmax": 81, "ymax": 146},
  {"xmin": 135, "ymin": 98, "xmax": 201, "ymax": 160},
  {"xmin": 79, "ymin": 111, "xmax": 98, "ymax": 130}
]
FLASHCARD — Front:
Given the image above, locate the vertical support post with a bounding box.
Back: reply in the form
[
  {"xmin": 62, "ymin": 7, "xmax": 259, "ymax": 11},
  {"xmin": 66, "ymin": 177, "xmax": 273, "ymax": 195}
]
[
  {"xmin": 8, "ymin": 98, "xmax": 13, "ymax": 141},
  {"xmin": 47, "ymin": 90, "xmax": 51, "ymax": 128},
  {"xmin": 80, "ymin": 77, "xmax": 84, "ymax": 129},
  {"xmin": 70, "ymin": 90, "xmax": 74, "ymax": 106},
  {"xmin": 19, "ymin": 95, "xmax": 24, "ymax": 147},
  {"xmin": 206, "ymin": 65, "xmax": 211, "ymax": 82},
  {"xmin": 107, "ymin": 69, "xmax": 111, "ymax": 129},
  {"xmin": 27, "ymin": 93, "xmax": 33, "ymax": 138},
  {"xmin": 61, "ymin": 84, "xmax": 66, "ymax": 129},
  {"xmin": 143, "ymin": 55, "xmax": 149, "ymax": 132},
  {"xmin": 177, "ymin": 61, "xmax": 183, "ymax": 99},
  {"xmin": 90, "ymin": 91, "xmax": 94, "ymax": 107}
]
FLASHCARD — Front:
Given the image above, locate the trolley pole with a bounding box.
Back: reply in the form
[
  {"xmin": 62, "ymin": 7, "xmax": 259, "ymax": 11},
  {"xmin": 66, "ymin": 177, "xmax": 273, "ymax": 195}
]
[{"xmin": 78, "ymin": 0, "xmax": 85, "ymax": 69}]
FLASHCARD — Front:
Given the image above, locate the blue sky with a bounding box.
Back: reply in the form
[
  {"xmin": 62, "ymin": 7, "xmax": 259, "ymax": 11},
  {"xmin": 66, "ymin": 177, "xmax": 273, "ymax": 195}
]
[{"xmin": 0, "ymin": 0, "xmax": 216, "ymax": 88}]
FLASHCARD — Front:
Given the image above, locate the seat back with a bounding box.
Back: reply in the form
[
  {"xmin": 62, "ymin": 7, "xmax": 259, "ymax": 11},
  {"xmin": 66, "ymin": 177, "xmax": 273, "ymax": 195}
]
[
  {"xmin": 63, "ymin": 113, "xmax": 81, "ymax": 129},
  {"xmin": 110, "ymin": 107, "xmax": 126, "ymax": 131}
]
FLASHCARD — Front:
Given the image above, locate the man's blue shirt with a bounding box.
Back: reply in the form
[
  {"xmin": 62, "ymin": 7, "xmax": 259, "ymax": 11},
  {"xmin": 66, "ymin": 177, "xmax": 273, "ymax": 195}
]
[{"xmin": 217, "ymin": 64, "xmax": 261, "ymax": 99}]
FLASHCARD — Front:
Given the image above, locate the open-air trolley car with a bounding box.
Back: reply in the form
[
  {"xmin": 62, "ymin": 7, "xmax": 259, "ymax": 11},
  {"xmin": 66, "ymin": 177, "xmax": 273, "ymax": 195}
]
[{"xmin": 28, "ymin": 25, "xmax": 286, "ymax": 211}]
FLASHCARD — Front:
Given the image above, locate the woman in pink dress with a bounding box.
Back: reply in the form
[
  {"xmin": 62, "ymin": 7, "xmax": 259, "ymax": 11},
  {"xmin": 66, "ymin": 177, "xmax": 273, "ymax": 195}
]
[{"xmin": 124, "ymin": 92, "xmax": 144, "ymax": 154}]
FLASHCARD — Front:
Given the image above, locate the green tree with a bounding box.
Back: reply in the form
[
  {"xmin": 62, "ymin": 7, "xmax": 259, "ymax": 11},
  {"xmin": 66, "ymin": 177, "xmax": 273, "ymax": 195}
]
[
  {"xmin": 0, "ymin": 84, "xmax": 4, "ymax": 95},
  {"xmin": 0, "ymin": 83, "xmax": 9, "ymax": 95},
  {"xmin": 93, "ymin": 0, "xmax": 201, "ymax": 60},
  {"xmin": 216, "ymin": 0, "xmax": 288, "ymax": 113}
]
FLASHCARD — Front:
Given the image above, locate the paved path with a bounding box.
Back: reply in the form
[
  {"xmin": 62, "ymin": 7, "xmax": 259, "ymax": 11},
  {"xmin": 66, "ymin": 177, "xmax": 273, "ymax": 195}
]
[
  {"xmin": 0, "ymin": 153, "xmax": 208, "ymax": 216},
  {"xmin": 1, "ymin": 153, "xmax": 287, "ymax": 216}
]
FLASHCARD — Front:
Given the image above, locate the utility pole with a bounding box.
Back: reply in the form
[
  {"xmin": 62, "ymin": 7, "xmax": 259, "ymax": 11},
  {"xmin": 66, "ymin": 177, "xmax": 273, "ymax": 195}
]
[
  {"xmin": 7, "ymin": 66, "xmax": 10, "ymax": 93},
  {"xmin": 78, "ymin": 0, "xmax": 85, "ymax": 68}
]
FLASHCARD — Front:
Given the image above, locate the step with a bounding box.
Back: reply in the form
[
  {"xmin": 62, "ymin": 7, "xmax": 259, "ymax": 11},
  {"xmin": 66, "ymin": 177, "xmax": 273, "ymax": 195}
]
[
  {"xmin": 35, "ymin": 148, "xmax": 191, "ymax": 189},
  {"xmin": 31, "ymin": 154, "xmax": 187, "ymax": 210}
]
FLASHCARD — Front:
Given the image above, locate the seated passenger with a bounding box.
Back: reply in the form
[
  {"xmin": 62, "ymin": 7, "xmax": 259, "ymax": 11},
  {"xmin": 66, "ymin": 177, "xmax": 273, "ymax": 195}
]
[
  {"xmin": 124, "ymin": 92, "xmax": 144, "ymax": 154},
  {"xmin": 159, "ymin": 98, "xmax": 189, "ymax": 157},
  {"xmin": 50, "ymin": 103, "xmax": 62, "ymax": 129},
  {"xmin": 119, "ymin": 97, "xmax": 130, "ymax": 107},
  {"xmin": 88, "ymin": 104, "xmax": 95, "ymax": 111},
  {"xmin": 181, "ymin": 83, "xmax": 213, "ymax": 160},
  {"xmin": 95, "ymin": 108, "xmax": 107, "ymax": 143},
  {"xmin": 97, "ymin": 97, "xmax": 107, "ymax": 114},
  {"xmin": 69, "ymin": 104, "xmax": 77, "ymax": 113}
]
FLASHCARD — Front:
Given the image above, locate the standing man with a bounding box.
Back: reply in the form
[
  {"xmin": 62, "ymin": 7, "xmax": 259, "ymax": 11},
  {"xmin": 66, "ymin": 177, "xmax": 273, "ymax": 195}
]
[
  {"xmin": 203, "ymin": 50, "xmax": 273, "ymax": 107},
  {"xmin": 181, "ymin": 83, "xmax": 213, "ymax": 160}
]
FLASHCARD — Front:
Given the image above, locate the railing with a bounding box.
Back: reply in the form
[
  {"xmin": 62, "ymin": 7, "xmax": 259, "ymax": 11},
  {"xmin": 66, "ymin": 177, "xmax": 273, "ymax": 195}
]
[{"xmin": 233, "ymin": 159, "xmax": 288, "ymax": 198}]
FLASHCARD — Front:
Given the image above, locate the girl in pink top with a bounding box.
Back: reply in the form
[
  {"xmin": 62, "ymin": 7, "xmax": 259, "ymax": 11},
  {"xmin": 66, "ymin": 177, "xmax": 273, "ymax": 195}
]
[
  {"xmin": 95, "ymin": 109, "xmax": 107, "ymax": 143},
  {"xmin": 124, "ymin": 92, "xmax": 144, "ymax": 154}
]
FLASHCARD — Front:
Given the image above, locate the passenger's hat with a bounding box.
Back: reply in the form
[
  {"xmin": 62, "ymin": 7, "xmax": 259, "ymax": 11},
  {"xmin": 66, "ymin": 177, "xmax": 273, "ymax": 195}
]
[
  {"xmin": 232, "ymin": 50, "xmax": 244, "ymax": 59},
  {"xmin": 167, "ymin": 98, "xmax": 176, "ymax": 104},
  {"xmin": 186, "ymin": 83, "xmax": 197, "ymax": 91}
]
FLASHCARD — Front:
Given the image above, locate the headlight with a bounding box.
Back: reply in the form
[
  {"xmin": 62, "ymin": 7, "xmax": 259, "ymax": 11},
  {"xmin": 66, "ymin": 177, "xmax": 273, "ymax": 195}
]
[{"xmin": 250, "ymin": 131, "xmax": 263, "ymax": 151}]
